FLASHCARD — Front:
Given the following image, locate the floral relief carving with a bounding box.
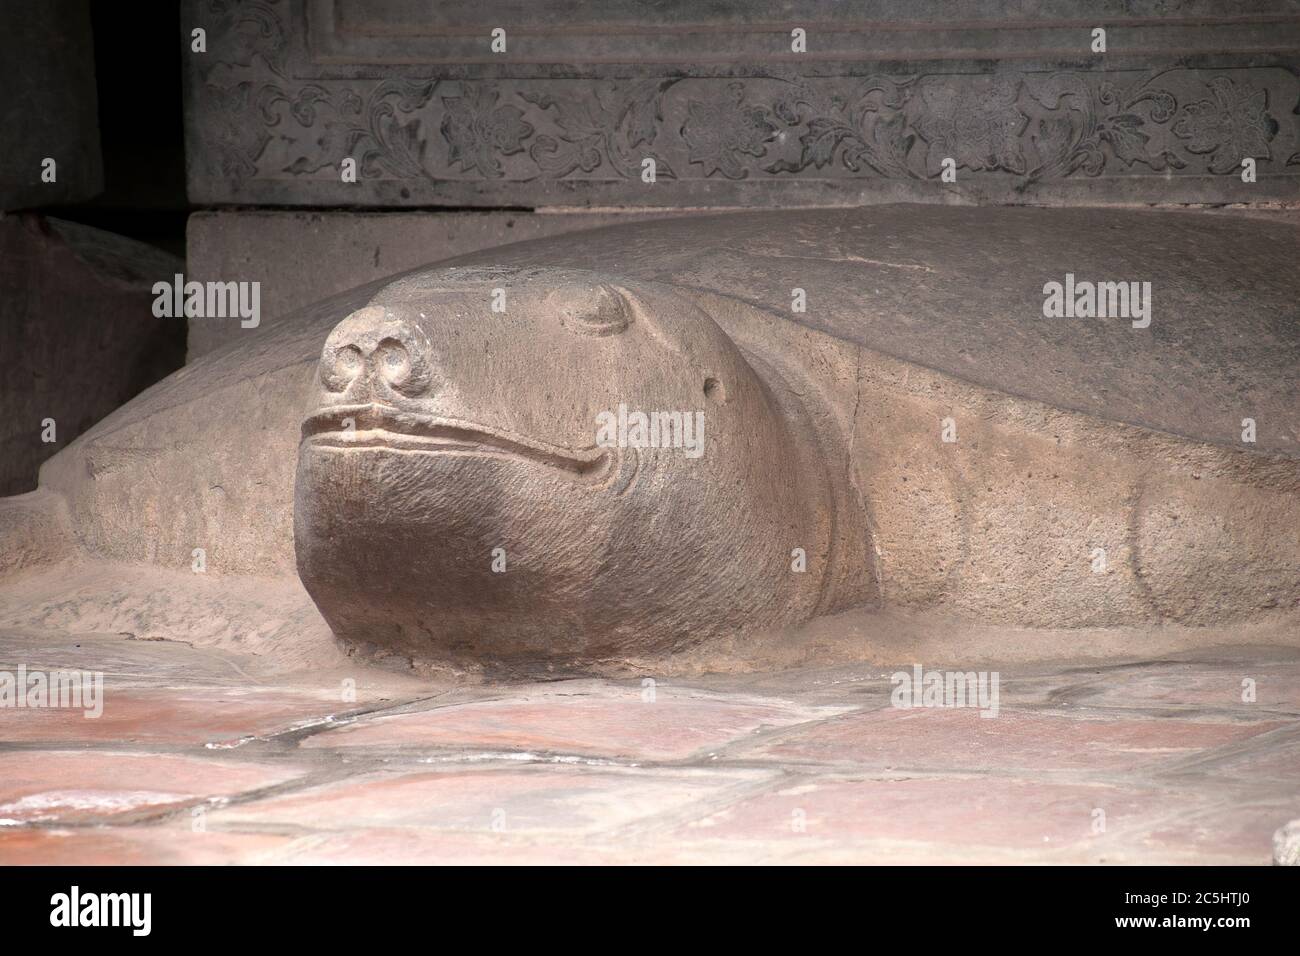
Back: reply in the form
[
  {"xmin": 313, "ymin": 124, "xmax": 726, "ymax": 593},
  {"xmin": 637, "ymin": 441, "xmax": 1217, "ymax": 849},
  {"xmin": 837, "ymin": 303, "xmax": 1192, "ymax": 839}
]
[
  {"xmin": 189, "ymin": 0, "xmax": 1298, "ymax": 194},
  {"xmin": 349, "ymin": 82, "xmax": 438, "ymax": 179},
  {"xmin": 764, "ymin": 78, "xmax": 914, "ymax": 178},
  {"xmin": 680, "ymin": 83, "xmax": 778, "ymax": 179},
  {"xmin": 1095, "ymin": 89, "xmax": 1179, "ymax": 168},
  {"xmin": 1172, "ymin": 77, "xmax": 1278, "ymax": 173},
  {"xmin": 260, "ymin": 84, "xmax": 353, "ymax": 176},
  {"xmin": 440, "ymin": 84, "xmax": 534, "ymax": 178},
  {"xmin": 203, "ymin": 0, "xmax": 288, "ymax": 75},
  {"xmin": 1023, "ymin": 73, "xmax": 1186, "ymax": 180},
  {"xmin": 521, "ymin": 80, "xmax": 678, "ymax": 179},
  {"xmin": 232, "ymin": 80, "xmax": 437, "ymax": 182},
  {"xmin": 913, "ymin": 76, "xmax": 1028, "ymax": 175},
  {"xmin": 203, "ymin": 82, "xmax": 273, "ymax": 181}
]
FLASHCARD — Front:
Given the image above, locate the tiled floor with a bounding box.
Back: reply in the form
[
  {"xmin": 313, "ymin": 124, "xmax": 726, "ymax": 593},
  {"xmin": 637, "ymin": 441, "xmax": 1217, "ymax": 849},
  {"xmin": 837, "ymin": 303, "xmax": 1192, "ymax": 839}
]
[{"xmin": 1, "ymin": 630, "xmax": 1296, "ymax": 864}]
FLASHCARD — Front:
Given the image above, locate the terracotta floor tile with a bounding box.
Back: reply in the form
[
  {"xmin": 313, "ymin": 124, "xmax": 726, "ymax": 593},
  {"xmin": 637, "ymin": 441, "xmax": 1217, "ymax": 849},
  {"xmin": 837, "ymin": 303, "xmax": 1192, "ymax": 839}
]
[
  {"xmin": 210, "ymin": 765, "xmax": 767, "ymax": 835},
  {"xmin": 0, "ymin": 750, "xmax": 308, "ymax": 825},
  {"xmin": 302, "ymin": 690, "xmax": 840, "ymax": 761},
  {"xmin": 741, "ymin": 707, "xmax": 1286, "ymax": 772},
  {"xmin": 0, "ymin": 826, "xmax": 293, "ymax": 865},
  {"xmin": 0, "ymin": 685, "xmax": 370, "ymax": 747},
  {"xmin": 1133, "ymin": 799, "xmax": 1300, "ymax": 864},
  {"xmin": 1058, "ymin": 662, "xmax": 1300, "ymax": 714},
  {"xmin": 1, "ymin": 646, "xmax": 1296, "ymax": 864},
  {"xmin": 677, "ymin": 776, "xmax": 1193, "ymax": 855}
]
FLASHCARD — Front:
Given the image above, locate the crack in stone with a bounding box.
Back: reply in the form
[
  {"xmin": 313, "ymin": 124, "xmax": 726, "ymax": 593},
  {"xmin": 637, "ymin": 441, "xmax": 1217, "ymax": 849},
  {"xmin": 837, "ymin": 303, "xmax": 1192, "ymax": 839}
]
[{"xmin": 748, "ymin": 251, "xmax": 937, "ymax": 273}]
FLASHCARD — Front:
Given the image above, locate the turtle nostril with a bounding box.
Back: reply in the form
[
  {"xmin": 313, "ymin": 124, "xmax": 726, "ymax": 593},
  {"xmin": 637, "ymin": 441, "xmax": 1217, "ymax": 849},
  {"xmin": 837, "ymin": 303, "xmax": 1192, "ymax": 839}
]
[
  {"xmin": 377, "ymin": 335, "xmax": 432, "ymax": 398},
  {"xmin": 322, "ymin": 344, "xmax": 364, "ymax": 393},
  {"xmin": 319, "ymin": 307, "xmax": 433, "ymax": 398},
  {"xmin": 376, "ymin": 338, "xmax": 411, "ymax": 387}
]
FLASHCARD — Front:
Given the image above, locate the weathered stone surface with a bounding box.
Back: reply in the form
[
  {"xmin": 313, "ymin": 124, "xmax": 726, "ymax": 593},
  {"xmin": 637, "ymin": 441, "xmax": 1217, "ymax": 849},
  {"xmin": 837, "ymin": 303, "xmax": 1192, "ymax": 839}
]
[
  {"xmin": 1201, "ymin": 739, "xmax": 1300, "ymax": 782},
  {"xmin": 0, "ymin": 490, "xmax": 75, "ymax": 581},
  {"xmin": 0, "ymin": 685, "xmax": 355, "ymax": 748},
  {"xmin": 2, "ymin": 206, "xmax": 1296, "ymax": 667},
  {"xmin": 677, "ymin": 777, "xmax": 1185, "ymax": 852},
  {"xmin": 1, "ymin": 630, "xmax": 1296, "ymax": 864},
  {"xmin": 1037, "ymin": 659, "xmax": 1300, "ymax": 716},
  {"xmin": 1137, "ymin": 802, "xmax": 1300, "ymax": 864},
  {"xmin": 735, "ymin": 708, "xmax": 1283, "ymax": 772},
  {"xmin": 1274, "ymin": 819, "xmax": 1300, "ymax": 864},
  {"xmin": 186, "ymin": 210, "xmax": 679, "ymax": 361},
  {"xmin": 0, "ymin": 564, "xmax": 340, "ymax": 673},
  {"xmin": 298, "ymin": 687, "xmax": 843, "ymax": 760},
  {"xmin": 184, "ymin": 0, "xmax": 1300, "ymax": 207},
  {"xmin": 0, "ymin": 216, "xmax": 184, "ymax": 496},
  {"xmin": 0, "ymin": 0, "xmax": 102, "ymax": 209},
  {"xmin": 426, "ymin": 207, "xmax": 1300, "ymax": 455},
  {"xmin": 294, "ymin": 271, "xmax": 857, "ymax": 663},
  {"xmin": 0, "ymin": 827, "xmax": 295, "ymax": 866},
  {"xmin": 0, "ymin": 751, "xmax": 307, "ymax": 825},
  {"xmin": 206, "ymin": 766, "xmax": 769, "ymax": 834}
]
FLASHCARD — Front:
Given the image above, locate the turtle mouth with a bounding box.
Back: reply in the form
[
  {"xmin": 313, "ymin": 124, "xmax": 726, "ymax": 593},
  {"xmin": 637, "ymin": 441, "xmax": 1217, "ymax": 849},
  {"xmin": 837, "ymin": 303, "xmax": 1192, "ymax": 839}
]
[{"xmin": 301, "ymin": 403, "xmax": 608, "ymax": 476}]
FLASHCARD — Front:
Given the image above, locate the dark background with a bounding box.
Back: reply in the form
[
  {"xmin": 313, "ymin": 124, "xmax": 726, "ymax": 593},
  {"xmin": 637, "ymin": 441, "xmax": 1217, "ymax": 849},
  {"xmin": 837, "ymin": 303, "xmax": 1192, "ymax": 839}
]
[{"xmin": 55, "ymin": 1, "xmax": 187, "ymax": 255}]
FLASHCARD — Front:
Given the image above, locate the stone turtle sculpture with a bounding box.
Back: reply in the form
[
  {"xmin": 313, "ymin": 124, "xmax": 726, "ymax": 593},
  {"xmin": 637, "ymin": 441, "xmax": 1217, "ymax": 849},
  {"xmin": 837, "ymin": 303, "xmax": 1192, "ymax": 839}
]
[{"xmin": 2, "ymin": 207, "xmax": 1297, "ymax": 669}]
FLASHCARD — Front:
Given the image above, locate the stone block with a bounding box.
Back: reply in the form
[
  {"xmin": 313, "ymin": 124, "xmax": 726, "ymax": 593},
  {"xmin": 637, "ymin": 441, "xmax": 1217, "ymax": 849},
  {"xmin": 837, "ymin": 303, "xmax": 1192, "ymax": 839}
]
[
  {"xmin": 0, "ymin": 216, "xmax": 184, "ymax": 495},
  {"xmin": 183, "ymin": 0, "xmax": 1300, "ymax": 207}
]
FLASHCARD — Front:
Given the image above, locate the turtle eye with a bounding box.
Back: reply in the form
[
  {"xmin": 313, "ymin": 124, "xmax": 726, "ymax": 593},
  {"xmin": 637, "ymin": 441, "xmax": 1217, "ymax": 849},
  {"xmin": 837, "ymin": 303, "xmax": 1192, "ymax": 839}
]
[{"xmin": 559, "ymin": 287, "xmax": 632, "ymax": 337}]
